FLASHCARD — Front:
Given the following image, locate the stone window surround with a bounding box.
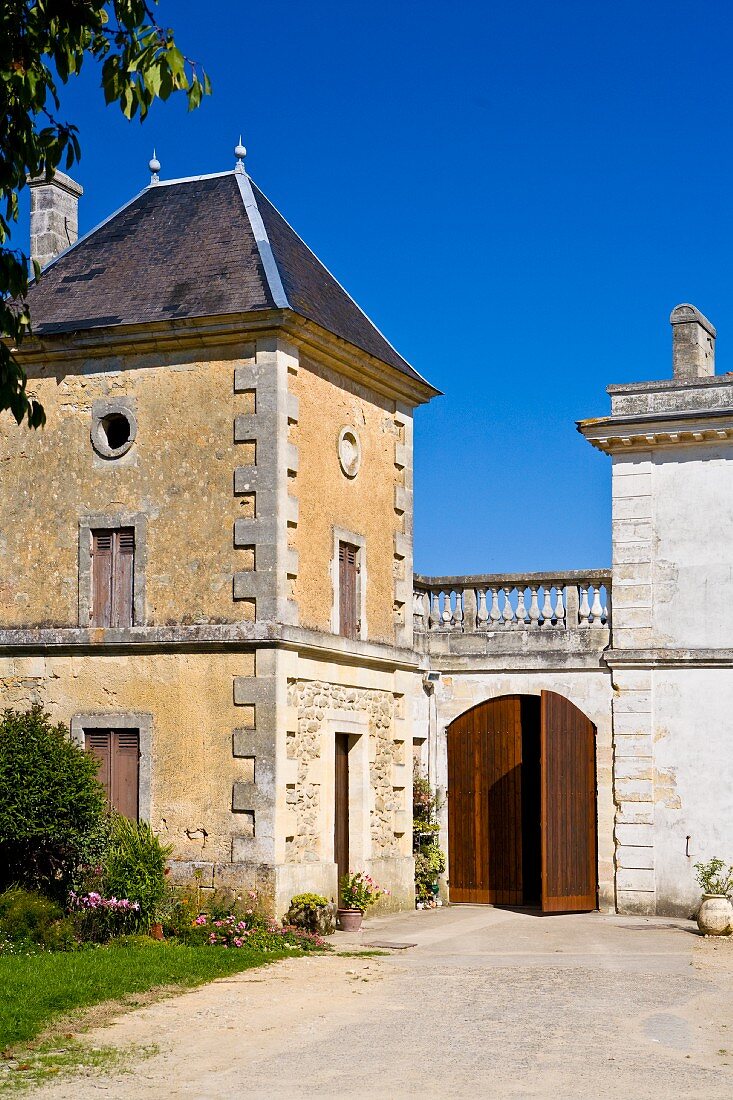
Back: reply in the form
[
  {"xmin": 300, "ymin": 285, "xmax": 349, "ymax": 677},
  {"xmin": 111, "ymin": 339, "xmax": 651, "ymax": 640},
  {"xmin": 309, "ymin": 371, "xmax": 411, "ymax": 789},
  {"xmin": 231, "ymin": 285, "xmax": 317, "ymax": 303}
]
[
  {"xmin": 78, "ymin": 512, "xmax": 147, "ymax": 627},
  {"xmin": 91, "ymin": 398, "xmax": 137, "ymax": 460},
  {"xmin": 330, "ymin": 527, "xmax": 367, "ymax": 640},
  {"xmin": 70, "ymin": 711, "xmax": 153, "ymax": 822}
]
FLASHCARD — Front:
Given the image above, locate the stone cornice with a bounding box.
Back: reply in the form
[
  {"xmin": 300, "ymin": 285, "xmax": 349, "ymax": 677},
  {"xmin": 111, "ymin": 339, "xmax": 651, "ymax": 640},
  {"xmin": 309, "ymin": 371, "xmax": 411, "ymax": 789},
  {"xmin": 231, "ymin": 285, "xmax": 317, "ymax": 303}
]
[
  {"xmin": 0, "ymin": 622, "xmax": 420, "ymax": 672},
  {"xmin": 577, "ymin": 408, "xmax": 733, "ymax": 454},
  {"xmin": 604, "ymin": 647, "xmax": 733, "ymax": 669},
  {"xmin": 11, "ymin": 309, "xmax": 437, "ymax": 407}
]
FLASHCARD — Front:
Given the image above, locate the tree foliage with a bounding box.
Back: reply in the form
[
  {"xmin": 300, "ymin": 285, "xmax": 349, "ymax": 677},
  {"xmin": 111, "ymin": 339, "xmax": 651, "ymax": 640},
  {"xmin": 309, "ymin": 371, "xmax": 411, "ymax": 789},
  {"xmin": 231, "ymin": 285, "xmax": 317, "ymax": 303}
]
[
  {"xmin": 1, "ymin": 1, "xmax": 210, "ymax": 427},
  {"xmin": 0, "ymin": 705, "xmax": 109, "ymax": 898}
]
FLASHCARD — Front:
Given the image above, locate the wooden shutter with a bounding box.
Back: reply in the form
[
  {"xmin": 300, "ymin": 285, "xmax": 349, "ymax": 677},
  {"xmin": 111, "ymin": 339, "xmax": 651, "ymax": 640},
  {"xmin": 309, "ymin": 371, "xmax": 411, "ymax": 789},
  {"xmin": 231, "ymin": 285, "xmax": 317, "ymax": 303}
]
[
  {"xmin": 112, "ymin": 730, "xmax": 140, "ymax": 820},
  {"xmin": 84, "ymin": 729, "xmax": 139, "ymax": 820},
  {"xmin": 90, "ymin": 528, "xmax": 134, "ymax": 627},
  {"xmin": 86, "ymin": 730, "xmax": 112, "ymax": 802},
  {"xmin": 90, "ymin": 531, "xmax": 113, "ymax": 627},
  {"xmin": 113, "ymin": 528, "xmax": 135, "ymax": 627},
  {"xmin": 338, "ymin": 542, "xmax": 359, "ymax": 639},
  {"xmin": 540, "ymin": 690, "xmax": 597, "ymax": 912},
  {"xmin": 447, "ymin": 696, "xmax": 524, "ymax": 904}
]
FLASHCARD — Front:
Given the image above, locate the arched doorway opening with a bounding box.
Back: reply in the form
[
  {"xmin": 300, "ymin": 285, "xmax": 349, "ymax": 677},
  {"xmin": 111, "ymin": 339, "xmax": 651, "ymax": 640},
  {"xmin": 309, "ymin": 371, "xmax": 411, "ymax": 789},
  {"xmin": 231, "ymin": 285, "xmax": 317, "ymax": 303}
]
[{"xmin": 447, "ymin": 692, "xmax": 597, "ymax": 912}]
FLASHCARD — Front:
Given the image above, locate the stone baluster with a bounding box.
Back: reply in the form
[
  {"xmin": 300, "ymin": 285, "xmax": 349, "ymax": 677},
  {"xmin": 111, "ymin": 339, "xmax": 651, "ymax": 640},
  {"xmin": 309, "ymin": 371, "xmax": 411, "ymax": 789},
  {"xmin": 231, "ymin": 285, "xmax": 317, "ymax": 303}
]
[
  {"xmin": 578, "ymin": 585, "xmax": 591, "ymax": 627},
  {"xmin": 429, "ymin": 590, "xmax": 441, "ymax": 630},
  {"xmin": 541, "ymin": 586, "xmax": 554, "ymax": 626},
  {"xmin": 453, "ymin": 589, "xmax": 465, "ymax": 631},
  {"xmin": 441, "ymin": 589, "xmax": 453, "ymax": 629},
  {"xmin": 515, "ymin": 587, "xmax": 528, "ymax": 627},
  {"xmin": 566, "ymin": 583, "xmax": 579, "ymax": 627},
  {"xmin": 553, "ymin": 584, "xmax": 565, "ymax": 629},
  {"xmin": 528, "ymin": 586, "xmax": 541, "ymax": 628},
  {"xmin": 590, "ymin": 586, "xmax": 604, "ymax": 627},
  {"xmin": 463, "ymin": 587, "xmax": 477, "ymax": 632},
  {"xmin": 502, "ymin": 586, "xmax": 514, "ymax": 627},
  {"xmin": 489, "ymin": 588, "xmax": 502, "ymax": 628},
  {"xmin": 476, "ymin": 588, "xmax": 489, "ymax": 629}
]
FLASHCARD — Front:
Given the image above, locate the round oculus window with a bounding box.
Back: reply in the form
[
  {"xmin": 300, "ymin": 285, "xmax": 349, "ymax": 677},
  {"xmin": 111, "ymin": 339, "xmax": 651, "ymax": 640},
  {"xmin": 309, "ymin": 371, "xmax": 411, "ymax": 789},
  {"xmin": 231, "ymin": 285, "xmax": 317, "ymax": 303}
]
[
  {"xmin": 91, "ymin": 406, "xmax": 136, "ymax": 459},
  {"xmin": 338, "ymin": 427, "xmax": 362, "ymax": 478}
]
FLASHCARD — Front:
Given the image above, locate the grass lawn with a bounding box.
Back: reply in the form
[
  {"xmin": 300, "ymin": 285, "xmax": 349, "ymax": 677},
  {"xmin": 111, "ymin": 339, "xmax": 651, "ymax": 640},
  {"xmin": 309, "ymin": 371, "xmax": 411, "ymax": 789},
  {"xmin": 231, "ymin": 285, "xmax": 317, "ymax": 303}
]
[{"xmin": 0, "ymin": 942, "xmax": 296, "ymax": 1050}]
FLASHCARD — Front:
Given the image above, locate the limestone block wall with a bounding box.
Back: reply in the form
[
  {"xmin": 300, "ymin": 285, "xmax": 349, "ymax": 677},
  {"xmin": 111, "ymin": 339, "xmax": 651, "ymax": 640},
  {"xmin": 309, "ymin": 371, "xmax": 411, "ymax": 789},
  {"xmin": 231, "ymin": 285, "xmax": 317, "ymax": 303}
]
[
  {"xmin": 0, "ymin": 651, "xmax": 269, "ymax": 897},
  {"xmin": 0, "ymin": 349, "xmax": 246, "ymax": 628},
  {"xmin": 289, "ymin": 356, "xmax": 407, "ymax": 646},
  {"xmin": 272, "ymin": 655, "xmax": 415, "ymax": 917}
]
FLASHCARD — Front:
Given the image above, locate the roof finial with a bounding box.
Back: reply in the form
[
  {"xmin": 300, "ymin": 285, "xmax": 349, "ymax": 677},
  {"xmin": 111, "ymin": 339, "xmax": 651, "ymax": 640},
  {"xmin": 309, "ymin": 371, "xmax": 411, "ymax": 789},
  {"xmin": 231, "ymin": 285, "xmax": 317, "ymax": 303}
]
[
  {"xmin": 234, "ymin": 136, "xmax": 246, "ymax": 174},
  {"xmin": 149, "ymin": 149, "xmax": 161, "ymax": 185}
]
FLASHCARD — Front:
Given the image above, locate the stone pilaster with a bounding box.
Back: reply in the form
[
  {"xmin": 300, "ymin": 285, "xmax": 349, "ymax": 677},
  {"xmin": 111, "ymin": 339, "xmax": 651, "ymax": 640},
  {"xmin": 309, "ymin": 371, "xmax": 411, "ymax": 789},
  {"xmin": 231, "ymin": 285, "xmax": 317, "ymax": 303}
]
[
  {"xmin": 393, "ymin": 403, "xmax": 414, "ymax": 649},
  {"xmin": 233, "ymin": 338, "xmax": 299, "ymax": 625},
  {"xmin": 231, "ymin": 648, "xmax": 280, "ymax": 865}
]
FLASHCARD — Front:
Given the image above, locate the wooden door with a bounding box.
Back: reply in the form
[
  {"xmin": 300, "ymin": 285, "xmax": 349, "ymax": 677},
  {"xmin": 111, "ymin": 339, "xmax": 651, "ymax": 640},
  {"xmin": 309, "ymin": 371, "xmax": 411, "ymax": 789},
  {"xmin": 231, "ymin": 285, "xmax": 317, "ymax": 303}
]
[
  {"xmin": 334, "ymin": 734, "xmax": 350, "ymax": 892},
  {"xmin": 447, "ymin": 696, "xmax": 524, "ymax": 904},
  {"xmin": 540, "ymin": 691, "xmax": 597, "ymax": 912}
]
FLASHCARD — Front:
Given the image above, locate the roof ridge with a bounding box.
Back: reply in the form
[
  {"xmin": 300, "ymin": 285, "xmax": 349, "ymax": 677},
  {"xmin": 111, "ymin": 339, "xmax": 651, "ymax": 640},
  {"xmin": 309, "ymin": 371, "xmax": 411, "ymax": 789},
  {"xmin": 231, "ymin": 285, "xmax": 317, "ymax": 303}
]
[{"xmin": 235, "ymin": 173, "xmax": 289, "ymax": 309}]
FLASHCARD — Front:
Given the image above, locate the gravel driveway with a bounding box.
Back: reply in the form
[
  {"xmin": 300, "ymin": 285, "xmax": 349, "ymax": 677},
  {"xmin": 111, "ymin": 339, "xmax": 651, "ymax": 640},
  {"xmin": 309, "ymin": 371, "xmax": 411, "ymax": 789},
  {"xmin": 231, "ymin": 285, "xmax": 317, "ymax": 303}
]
[{"xmin": 32, "ymin": 905, "xmax": 733, "ymax": 1099}]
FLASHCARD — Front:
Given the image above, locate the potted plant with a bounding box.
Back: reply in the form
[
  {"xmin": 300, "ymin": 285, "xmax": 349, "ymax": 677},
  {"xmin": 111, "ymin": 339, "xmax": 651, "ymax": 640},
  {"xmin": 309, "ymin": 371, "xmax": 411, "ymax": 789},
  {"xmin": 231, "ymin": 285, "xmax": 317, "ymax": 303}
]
[
  {"xmin": 337, "ymin": 871, "xmax": 385, "ymax": 931},
  {"xmin": 694, "ymin": 858, "xmax": 733, "ymax": 936}
]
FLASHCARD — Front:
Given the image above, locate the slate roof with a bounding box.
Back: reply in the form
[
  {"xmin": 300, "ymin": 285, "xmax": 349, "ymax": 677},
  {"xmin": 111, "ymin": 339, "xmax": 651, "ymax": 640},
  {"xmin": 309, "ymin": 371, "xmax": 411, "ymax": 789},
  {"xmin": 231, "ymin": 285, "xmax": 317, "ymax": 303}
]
[{"xmin": 25, "ymin": 170, "xmax": 424, "ymax": 384}]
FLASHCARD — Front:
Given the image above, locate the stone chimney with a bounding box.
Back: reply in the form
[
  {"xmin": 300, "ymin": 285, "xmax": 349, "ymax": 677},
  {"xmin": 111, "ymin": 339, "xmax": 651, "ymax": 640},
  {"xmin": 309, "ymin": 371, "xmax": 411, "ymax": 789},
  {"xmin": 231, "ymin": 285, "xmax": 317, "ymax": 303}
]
[
  {"xmin": 28, "ymin": 170, "xmax": 83, "ymax": 271},
  {"xmin": 670, "ymin": 303, "xmax": 716, "ymax": 381}
]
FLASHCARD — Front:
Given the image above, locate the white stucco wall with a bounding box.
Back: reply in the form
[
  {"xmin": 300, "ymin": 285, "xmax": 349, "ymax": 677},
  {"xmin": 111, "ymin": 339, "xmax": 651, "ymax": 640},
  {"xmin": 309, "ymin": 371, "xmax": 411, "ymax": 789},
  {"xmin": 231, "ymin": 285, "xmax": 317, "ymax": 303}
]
[
  {"xmin": 652, "ymin": 445, "xmax": 733, "ymax": 649},
  {"xmin": 610, "ymin": 439, "xmax": 733, "ymax": 916},
  {"xmin": 652, "ymin": 669, "xmax": 733, "ymax": 915}
]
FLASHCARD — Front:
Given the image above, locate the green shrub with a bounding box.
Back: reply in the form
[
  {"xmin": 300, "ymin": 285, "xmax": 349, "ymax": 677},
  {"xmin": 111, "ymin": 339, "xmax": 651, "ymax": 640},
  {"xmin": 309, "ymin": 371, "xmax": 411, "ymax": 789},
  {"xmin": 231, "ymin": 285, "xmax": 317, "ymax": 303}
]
[
  {"xmin": 289, "ymin": 893, "xmax": 329, "ymax": 910},
  {"xmin": 0, "ymin": 887, "xmax": 76, "ymax": 950},
  {"xmin": 0, "ymin": 707, "xmax": 108, "ymax": 899},
  {"xmin": 415, "ymin": 845, "xmax": 446, "ymax": 903},
  {"xmin": 103, "ymin": 815, "xmax": 173, "ymax": 931},
  {"xmin": 694, "ymin": 857, "xmax": 733, "ymax": 896}
]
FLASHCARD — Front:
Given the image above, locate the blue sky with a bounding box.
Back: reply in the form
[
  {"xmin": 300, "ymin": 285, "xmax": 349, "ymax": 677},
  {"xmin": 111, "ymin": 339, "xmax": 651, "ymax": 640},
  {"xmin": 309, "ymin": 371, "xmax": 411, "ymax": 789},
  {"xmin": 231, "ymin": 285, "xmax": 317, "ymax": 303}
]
[{"xmin": 18, "ymin": 1, "xmax": 733, "ymax": 574}]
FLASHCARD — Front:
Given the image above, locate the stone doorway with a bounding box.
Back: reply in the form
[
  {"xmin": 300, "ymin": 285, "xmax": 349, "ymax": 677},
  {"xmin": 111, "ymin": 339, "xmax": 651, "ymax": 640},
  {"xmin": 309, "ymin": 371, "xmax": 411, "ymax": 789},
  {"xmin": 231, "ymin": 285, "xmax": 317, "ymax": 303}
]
[{"xmin": 447, "ymin": 692, "xmax": 597, "ymax": 912}]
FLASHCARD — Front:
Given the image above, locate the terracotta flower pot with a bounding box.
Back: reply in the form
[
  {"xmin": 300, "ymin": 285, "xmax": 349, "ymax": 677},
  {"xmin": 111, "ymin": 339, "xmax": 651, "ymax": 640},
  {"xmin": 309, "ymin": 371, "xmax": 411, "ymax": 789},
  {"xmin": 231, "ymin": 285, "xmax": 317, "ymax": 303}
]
[
  {"xmin": 697, "ymin": 894, "xmax": 732, "ymax": 936},
  {"xmin": 337, "ymin": 908, "xmax": 363, "ymax": 931}
]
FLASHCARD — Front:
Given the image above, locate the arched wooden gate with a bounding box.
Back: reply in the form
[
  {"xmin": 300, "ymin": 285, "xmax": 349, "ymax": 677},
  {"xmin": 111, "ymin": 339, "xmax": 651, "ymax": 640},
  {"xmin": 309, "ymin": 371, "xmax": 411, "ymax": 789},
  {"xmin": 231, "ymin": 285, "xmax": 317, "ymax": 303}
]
[{"xmin": 447, "ymin": 692, "xmax": 597, "ymax": 912}]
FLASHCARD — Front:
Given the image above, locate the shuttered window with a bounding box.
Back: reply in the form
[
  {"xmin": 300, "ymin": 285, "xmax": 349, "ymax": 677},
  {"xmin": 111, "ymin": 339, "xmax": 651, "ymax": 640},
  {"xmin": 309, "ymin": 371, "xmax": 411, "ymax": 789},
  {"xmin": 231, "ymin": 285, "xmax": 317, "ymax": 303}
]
[
  {"xmin": 91, "ymin": 528, "xmax": 134, "ymax": 627},
  {"xmin": 85, "ymin": 729, "xmax": 140, "ymax": 819},
  {"xmin": 338, "ymin": 541, "xmax": 359, "ymax": 639}
]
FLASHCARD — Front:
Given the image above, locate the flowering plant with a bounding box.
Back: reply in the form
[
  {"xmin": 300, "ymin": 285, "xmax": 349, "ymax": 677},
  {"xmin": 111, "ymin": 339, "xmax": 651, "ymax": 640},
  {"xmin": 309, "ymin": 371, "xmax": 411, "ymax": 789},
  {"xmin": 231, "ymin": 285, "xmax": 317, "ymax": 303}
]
[
  {"xmin": 186, "ymin": 910, "xmax": 325, "ymax": 951},
  {"xmin": 339, "ymin": 871, "xmax": 387, "ymax": 912},
  {"xmin": 68, "ymin": 891, "xmax": 140, "ymax": 913},
  {"xmin": 68, "ymin": 890, "xmax": 140, "ymax": 941}
]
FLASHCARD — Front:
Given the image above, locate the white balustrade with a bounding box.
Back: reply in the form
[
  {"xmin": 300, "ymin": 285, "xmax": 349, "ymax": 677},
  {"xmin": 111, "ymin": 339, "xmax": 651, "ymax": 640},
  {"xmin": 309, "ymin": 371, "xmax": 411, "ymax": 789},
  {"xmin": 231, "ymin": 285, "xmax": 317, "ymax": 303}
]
[{"xmin": 413, "ymin": 574, "xmax": 611, "ymax": 633}]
